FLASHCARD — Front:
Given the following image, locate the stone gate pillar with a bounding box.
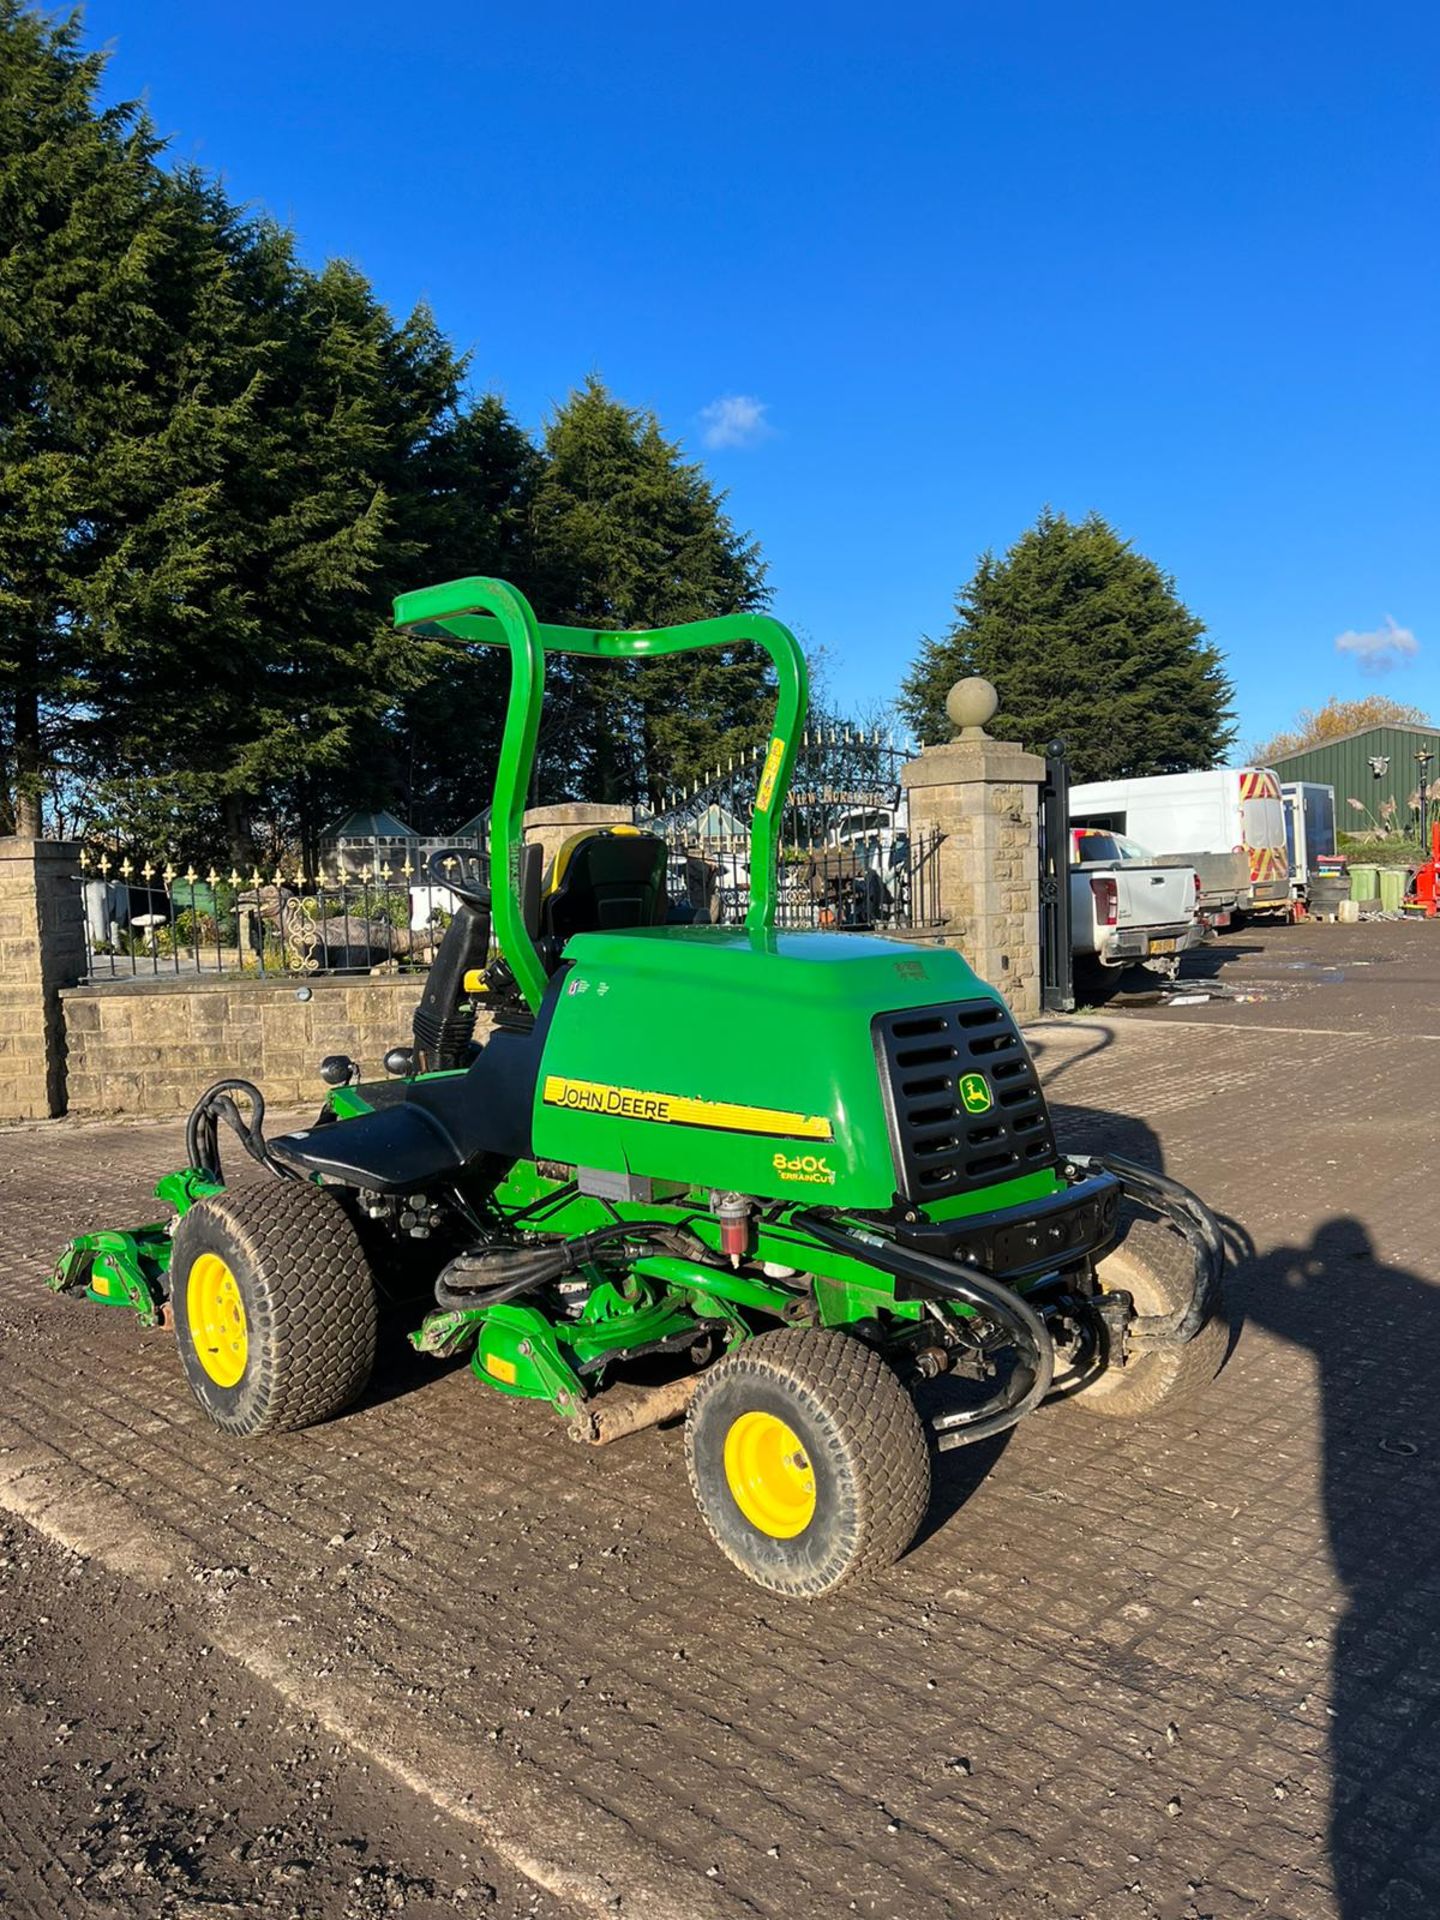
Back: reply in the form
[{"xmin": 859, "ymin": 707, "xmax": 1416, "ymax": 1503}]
[
  {"xmin": 901, "ymin": 681, "xmax": 1045, "ymax": 1018},
  {"xmin": 0, "ymin": 838, "xmax": 86, "ymax": 1119},
  {"xmin": 522, "ymin": 802, "xmax": 635, "ymax": 874}
]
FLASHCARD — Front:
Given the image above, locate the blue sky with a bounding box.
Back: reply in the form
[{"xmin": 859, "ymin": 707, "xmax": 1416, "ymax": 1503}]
[{"xmin": 85, "ymin": 0, "xmax": 1438, "ymax": 749}]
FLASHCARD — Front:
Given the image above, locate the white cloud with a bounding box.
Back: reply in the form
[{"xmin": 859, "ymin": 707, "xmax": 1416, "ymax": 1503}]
[
  {"xmin": 698, "ymin": 394, "xmax": 772, "ymax": 451},
  {"xmin": 1334, "ymin": 614, "xmax": 1420, "ymax": 676}
]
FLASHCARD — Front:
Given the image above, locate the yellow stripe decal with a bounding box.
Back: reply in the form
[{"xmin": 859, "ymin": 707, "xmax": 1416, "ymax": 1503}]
[{"xmin": 542, "ymin": 1074, "xmax": 832, "ymax": 1141}]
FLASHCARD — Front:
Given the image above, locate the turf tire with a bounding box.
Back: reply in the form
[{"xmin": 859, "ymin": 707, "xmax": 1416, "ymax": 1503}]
[
  {"xmin": 685, "ymin": 1328, "xmax": 931, "ymax": 1598},
  {"xmin": 171, "ymin": 1180, "xmax": 378, "ymax": 1436},
  {"xmin": 1073, "ymin": 1215, "xmax": 1227, "ymax": 1418}
]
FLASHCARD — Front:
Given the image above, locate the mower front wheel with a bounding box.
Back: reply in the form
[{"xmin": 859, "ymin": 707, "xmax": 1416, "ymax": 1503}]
[
  {"xmin": 170, "ymin": 1181, "xmax": 377, "ymax": 1436},
  {"xmin": 684, "ymin": 1328, "xmax": 931, "ymax": 1598},
  {"xmin": 1073, "ymin": 1216, "xmax": 1227, "ymax": 1418}
]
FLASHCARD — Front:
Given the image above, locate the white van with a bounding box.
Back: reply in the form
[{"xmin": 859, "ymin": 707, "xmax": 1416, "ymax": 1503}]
[{"xmin": 1068, "ymin": 767, "xmax": 1290, "ymax": 919}]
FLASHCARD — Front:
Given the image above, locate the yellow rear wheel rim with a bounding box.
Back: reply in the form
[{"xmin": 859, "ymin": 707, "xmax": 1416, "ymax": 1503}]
[
  {"xmin": 187, "ymin": 1252, "xmax": 249, "ymax": 1388},
  {"xmin": 723, "ymin": 1410, "xmax": 816, "ymax": 1538}
]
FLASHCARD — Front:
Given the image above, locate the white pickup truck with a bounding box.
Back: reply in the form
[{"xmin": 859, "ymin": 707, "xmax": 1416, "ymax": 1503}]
[{"xmin": 1070, "ymin": 828, "xmax": 1201, "ymax": 974}]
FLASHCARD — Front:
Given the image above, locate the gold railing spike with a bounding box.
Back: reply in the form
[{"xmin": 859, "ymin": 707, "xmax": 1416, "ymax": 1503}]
[
  {"xmin": 230, "ymin": 869, "xmax": 243, "ymax": 887},
  {"xmin": 141, "ymin": 860, "xmax": 155, "ymax": 882},
  {"xmin": 250, "ymin": 868, "xmax": 263, "ymax": 889},
  {"xmin": 206, "ymin": 867, "xmax": 219, "ymax": 887},
  {"xmin": 119, "ymin": 858, "xmax": 133, "ymax": 878},
  {"xmin": 98, "ymin": 854, "xmax": 111, "ymax": 876},
  {"xmin": 163, "ymin": 862, "xmax": 176, "ymax": 884},
  {"xmin": 79, "ymin": 847, "xmax": 90, "ymax": 871},
  {"xmin": 273, "ymin": 866, "xmax": 284, "ymax": 887},
  {"xmin": 184, "ymin": 866, "xmax": 198, "ymax": 885}
]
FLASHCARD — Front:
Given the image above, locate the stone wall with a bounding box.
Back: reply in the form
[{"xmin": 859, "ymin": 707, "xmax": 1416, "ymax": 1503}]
[
  {"xmin": 60, "ymin": 975, "xmax": 455, "ymax": 1118},
  {"xmin": 0, "ymin": 838, "xmax": 87, "ymax": 1121},
  {"xmin": 1, "ymin": 799, "xmax": 638, "ymax": 1125}
]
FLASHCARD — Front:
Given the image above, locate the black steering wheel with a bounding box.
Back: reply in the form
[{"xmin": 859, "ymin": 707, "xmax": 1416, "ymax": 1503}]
[{"xmin": 426, "ymin": 846, "xmax": 491, "ymax": 913}]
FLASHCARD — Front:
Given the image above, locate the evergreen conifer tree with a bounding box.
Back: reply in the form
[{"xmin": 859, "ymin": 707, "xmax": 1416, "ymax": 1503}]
[
  {"xmin": 0, "ymin": 12, "xmax": 777, "ymax": 848},
  {"xmin": 0, "ymin": 3, "xmax": 212, "ymax": 832},
  {"xmin": 531, "ymin": 378, "xmax": 770, "ymax": 806},
  {"xmin": 900, "ymin": 510, "xmax": 1235, "ymax": 783}
]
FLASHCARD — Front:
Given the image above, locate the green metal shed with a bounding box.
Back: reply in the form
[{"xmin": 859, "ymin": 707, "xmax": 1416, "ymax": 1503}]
[{"xmin": 1269, "ymin": 722, "xmax": 1440, "ymax": 842}]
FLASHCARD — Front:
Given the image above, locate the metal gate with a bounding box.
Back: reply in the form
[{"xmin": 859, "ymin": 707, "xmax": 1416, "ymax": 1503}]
[
  {"xmin": 648, "ymin": 728, "xmax": 943, "ymax": 934},
  {"xmin": 1039, "ymin": 747, "xmax": 1074, "ymax": 1012}
]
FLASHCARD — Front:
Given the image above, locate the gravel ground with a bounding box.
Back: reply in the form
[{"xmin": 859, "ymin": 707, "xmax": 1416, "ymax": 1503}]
[
  {"xmin": 0, "ymin": 1513, "xmax": 566, "ymax": 1920},
  {"xmin": 0, "ymin": 915, "xmax": 1437, "ymax": 1919}
]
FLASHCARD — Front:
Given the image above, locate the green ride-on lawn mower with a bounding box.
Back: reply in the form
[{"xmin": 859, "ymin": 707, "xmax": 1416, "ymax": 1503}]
[{"xmin": 51, "ymin": 577, "xmax": 1227, "ymax": 1597}]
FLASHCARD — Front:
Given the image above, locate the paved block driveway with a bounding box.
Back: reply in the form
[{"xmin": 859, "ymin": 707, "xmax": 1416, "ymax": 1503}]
[{"xmin": 1, "ymin": 936, "xmax": 1436, "ymax": 1919}]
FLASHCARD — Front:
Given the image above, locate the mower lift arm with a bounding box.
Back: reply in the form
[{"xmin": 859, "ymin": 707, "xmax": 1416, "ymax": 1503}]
[{"xmin": 393, "ymin": 576, "xmax": 809, "ymax": 1011}]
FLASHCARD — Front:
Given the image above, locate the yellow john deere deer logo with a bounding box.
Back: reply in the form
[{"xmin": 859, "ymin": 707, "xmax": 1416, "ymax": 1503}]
[{"xmin": 958, "ymin": 1072, "xmax": 993, "ymax": 1115}]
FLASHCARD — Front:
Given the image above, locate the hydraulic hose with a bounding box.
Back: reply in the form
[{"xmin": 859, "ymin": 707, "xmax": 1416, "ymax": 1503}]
[
  {"xmin": 793, "ymin": 1211, "xmax": 1056, "ymax": 1450},
  {"xmin": 185, "ymin": 1078, "xmax": 296, "ymax": 1186},
  {"xmin": 433, "ymin": 1218, "xmax": 715, "ymax": 1312},
  {"xmin": 433, "ymin": 1255, "xmax": 568, "ymax": 1312}
]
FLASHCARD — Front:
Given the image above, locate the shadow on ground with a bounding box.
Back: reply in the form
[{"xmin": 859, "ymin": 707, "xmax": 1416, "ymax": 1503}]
[
  {"xmin": 1069, "ymin": 942, "xmax": 1267, "ymax": 1007},
  {"xmin": 1250, "ymin": 1221, "xmax": 1440, "ymax": 1919},
  {"xmin": 1052, "ymin": 1092, "xmax": 1440, "ymax": 1919}
]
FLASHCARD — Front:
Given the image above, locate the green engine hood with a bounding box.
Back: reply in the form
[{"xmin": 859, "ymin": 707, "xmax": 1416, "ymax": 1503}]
[{"xmin": 530, "ymin": 926, "xmax": 1012, "ymax": 1211}]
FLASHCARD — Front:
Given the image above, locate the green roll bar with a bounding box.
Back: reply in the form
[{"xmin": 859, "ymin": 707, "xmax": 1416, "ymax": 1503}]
[{"xmin": 392, "ymin": 575, "xmax": 809, "ymax": 1011}]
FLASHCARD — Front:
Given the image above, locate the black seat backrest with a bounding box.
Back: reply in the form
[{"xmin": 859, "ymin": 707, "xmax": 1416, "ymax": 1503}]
[{"xmin": 540, "ymin": 830, "xmax": 670, "ymax": 945}]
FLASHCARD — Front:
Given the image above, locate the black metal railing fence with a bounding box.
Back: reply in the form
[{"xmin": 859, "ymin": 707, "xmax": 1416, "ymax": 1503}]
[
  {"xmin": 75, "ymin": 731, "xmax": 942, "ymax": 981},
  {"xmin": 76, "ymin": 851, "xmax": 464, "ymax": 982}
]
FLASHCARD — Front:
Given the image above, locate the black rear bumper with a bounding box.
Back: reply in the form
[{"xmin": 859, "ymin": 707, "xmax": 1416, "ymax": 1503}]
[
  {"xmin": 806, "ymin": 1152, "xmax": 1223, "ymax": 1351},
  {"xmin": 884, "ymin": 1171, "xmax": 1123, "ymax": 1282}
]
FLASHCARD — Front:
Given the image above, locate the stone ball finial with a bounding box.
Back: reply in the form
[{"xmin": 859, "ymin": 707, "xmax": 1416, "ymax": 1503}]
[{"xmin": 946, "ymin": 676, "xmax": 999, "ymax": 739}]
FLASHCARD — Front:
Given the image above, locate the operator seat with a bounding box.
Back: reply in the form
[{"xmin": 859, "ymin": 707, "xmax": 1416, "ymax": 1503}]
[{"xmin": 540, "ymin": 827, "xmax": 670, "ymax": 945}]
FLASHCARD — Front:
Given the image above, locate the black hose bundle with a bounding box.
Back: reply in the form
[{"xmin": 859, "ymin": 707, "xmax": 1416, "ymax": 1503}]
[
  {"xmin": 433, "ymin": 1219, "xmax": 713, "ymax": 1311},
  {"xmin": 794, "ymin": 1210, "xmax": 1056, "ymax": 1449},
  {"xmin": 185, "ymin": 1079, "xmax": 296, "ymax": 1186}
]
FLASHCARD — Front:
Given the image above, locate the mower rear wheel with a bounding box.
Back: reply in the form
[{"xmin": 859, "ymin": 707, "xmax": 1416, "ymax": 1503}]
[
  {"xmin": 170, "ymin": 1181, "xmax": 377, "ymax": 1436},
  {"xmin": 1074, "ymin": 1216, "xmax": 1226, "ymax": 1418},
  {"xmin": 684, "ymin": 1328, "xmax": 930, "ymax": 1597}
]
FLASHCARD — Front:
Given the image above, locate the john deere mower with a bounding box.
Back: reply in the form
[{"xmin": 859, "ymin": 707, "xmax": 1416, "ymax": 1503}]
[{"xmin": 51, "ymin": 578, "xmax": 1226, "ymax": 1596}]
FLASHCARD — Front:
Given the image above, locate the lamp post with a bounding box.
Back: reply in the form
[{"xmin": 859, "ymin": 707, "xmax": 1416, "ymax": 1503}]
[{"xmin": 1416, "ymin": 750, "xmax": 1434, "ymax": 851}]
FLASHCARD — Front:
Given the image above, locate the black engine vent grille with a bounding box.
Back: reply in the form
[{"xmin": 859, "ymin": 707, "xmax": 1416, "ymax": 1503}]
[{"xmin": 872, "ymin": 999, "xmax": 1057, "ymax": 1202}]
